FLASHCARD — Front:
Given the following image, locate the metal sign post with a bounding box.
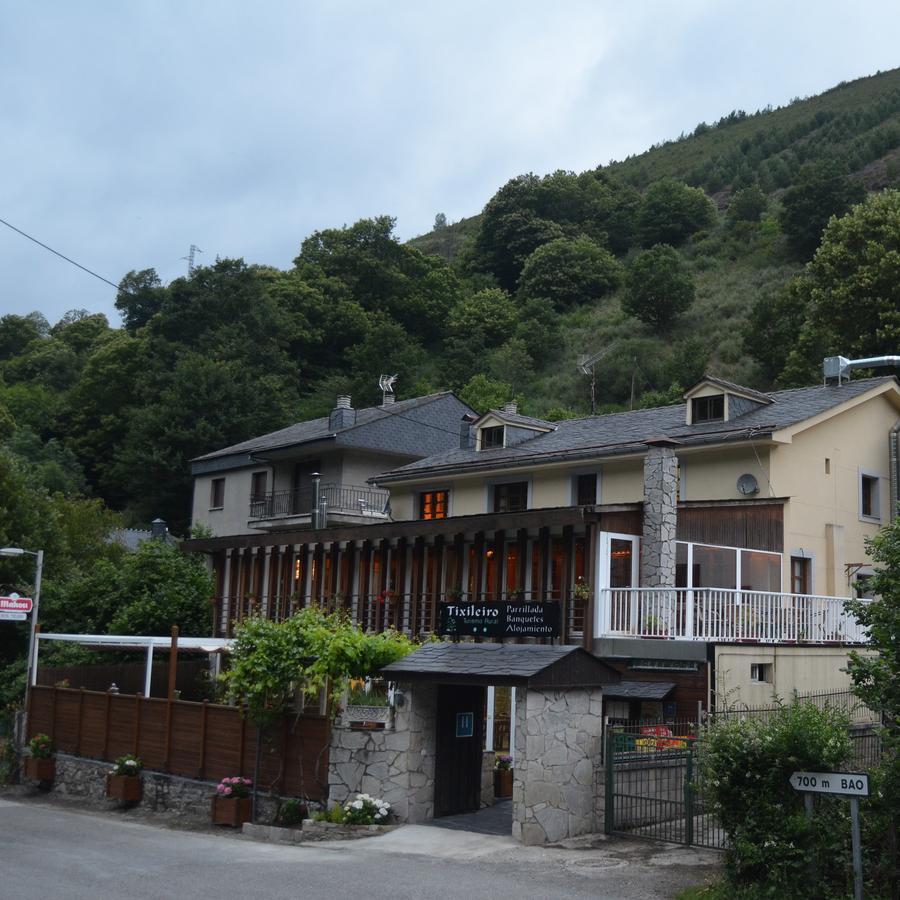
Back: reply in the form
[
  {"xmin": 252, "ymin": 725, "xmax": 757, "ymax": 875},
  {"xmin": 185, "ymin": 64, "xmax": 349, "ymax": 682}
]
[{"xmin": 790, "ymin": 771, "xmax": 869, "ymax": 900}]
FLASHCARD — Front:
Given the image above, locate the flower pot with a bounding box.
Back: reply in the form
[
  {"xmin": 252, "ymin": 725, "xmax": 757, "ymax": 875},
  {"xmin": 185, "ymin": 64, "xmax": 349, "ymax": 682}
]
[
  {"xmin": 107, "ymin": 773, "xmax": 142, "ymax": 803},
  {"xmin": 494, "ymin": 768, "xmax": 513, "ymax": 798},
  {"xmin": 24, "ymin": 756, "xmax": 55, "ymax": 782},
  {"xmin": 212, "ymin": 795, "xmax": 252, "ymax": 827}
]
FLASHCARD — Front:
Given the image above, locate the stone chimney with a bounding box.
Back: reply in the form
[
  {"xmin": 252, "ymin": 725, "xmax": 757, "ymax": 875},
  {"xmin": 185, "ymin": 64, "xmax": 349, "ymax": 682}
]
[
  {"xmin": 382, "ymin": 393, "xmax": 396, "ymax": 406},
  {"xmin": 640, "ymin": 440, "xmax": 679, "ymax": 587},
  {"xmin": 329, "ymin": 396, "xmax": 356, "ymax": 430},
  {"xmin": 503, "ymin": 401, "xmax": 518, "ymax": 416},
  {"xmin": 460, "ymin": 413, "xmax": 477, "ymax": 449}
]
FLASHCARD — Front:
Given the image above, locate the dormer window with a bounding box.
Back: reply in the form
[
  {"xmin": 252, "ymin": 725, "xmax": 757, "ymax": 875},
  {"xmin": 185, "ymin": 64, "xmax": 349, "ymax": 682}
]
[
  {"xmin": 691, "ymin": 395, "xmax": 724, "ymax": 423},
  {"xmin": 480, "ymin": 426, "xmax": 505, "ymax": 450}
]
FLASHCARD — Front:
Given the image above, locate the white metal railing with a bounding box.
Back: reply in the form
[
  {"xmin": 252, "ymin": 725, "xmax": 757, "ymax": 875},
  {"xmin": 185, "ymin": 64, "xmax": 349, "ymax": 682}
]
[{"xmin": 600, "ymin": 587, "xmax": 870, "ymax": 644}]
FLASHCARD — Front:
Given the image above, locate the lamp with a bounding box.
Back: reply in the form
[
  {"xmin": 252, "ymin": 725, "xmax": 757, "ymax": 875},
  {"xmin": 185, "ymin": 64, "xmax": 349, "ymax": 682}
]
[{"xmin": 0, "ymin": 547, "xmax": 44, "ymax": 695}]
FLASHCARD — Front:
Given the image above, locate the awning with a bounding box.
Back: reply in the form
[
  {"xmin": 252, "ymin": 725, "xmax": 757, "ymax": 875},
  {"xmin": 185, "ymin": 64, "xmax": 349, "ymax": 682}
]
[{"xmin": 603, "ymin": 680, "xmax": 676, "ymax": 701}]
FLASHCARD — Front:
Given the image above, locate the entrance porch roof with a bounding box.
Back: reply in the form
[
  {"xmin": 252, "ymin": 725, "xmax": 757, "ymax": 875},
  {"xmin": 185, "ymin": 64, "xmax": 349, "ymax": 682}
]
[{"xmin": 380, "ymin": 642, "xmax": 620, "ymax": 689}]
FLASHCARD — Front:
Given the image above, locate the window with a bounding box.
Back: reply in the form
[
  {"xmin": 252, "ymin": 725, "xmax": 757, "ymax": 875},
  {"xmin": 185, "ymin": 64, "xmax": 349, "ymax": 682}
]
[
  {"xmin": 419, "ymin": 490, "xmax": 448, "ymax": 520},
  {"xmin": 480, "ymin": 426, "xmax": 504, "ymax": 450},
  {"xmin": 860, "ymin": 472, "xmax": 880, "ymax": 521},
  {"xmin": 790, "ymin": 557, "xmax": 811, "ymax": 595},
  {"xmin": 575, "ymin": 473, "xmax": 598, "ymax": 506},
  {"xmin": 692, "ymin": 395, "xmax": 724, "ymax": 423},
  {"xmin": 493, "ymin": 481, "xmax": 528, "ymax": 513},
  {"xmin": 210, "ymin": 477, "xmax": 225, "ymax": 509},
  {"xmin": 750, "ymin": 663, "xmax": 773, "ymax": 683},
  {"xmin": 250, "ymin": 471, "xmax": 268, "ymax": 502}
]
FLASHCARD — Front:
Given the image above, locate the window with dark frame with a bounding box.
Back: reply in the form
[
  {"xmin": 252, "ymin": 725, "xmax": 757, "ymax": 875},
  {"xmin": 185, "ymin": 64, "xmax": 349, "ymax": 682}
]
[
  {"xmin": 250, "ymin": 471, "xmax": 268, "ymax": 502},
  {"xmin": 576, "ymin": 473, "xmax": 597, "ymax": 506},
  {"xmin": 419, "ymin": 490, "xmax": 448, "ymax": 520},
  {"xmin": 210, "ymin": 477, "xmax": 225, "ymax": 509},
  {"xmin": 790, "ymin": 556, "xmax": 811, "ymax": 594},
  {"xmin": 480, "ymin": 425, "xmax": 505, "ymax": 449},
  {"xmin": 492, "ymin": 481, "xmax": 528, "ymax": 513},
  {"xmin": 691, "ymin": 395, "xmax": 725, "ymax": 423},
  {"xmin": 750, "ymin": 662, "xmax": 773, "ymax": 683},
  {"xmin": 861, "ymin": 473, "xmax": 879, "ymax": 519}
]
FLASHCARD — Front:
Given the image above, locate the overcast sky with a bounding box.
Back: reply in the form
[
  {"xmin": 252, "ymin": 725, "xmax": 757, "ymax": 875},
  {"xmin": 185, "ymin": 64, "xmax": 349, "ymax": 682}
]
[{"xmin": 2, "ymin": 1, "xmax": 899, "ymax": 326}]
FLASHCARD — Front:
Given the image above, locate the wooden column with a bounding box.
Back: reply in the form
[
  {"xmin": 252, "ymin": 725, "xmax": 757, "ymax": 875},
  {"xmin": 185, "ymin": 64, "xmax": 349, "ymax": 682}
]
[
  {"xmin": 344, "ymin": 540, "xmax": 359, "ymax": 621},
  {"xmin": 431, "ymin": 535, "xmax": 445, "ymax": 632},
  {"xmin": 261, "ymin": 547, "xmax": 273, "ymax": 619},
  {"xmin": 164, "ymin": 625, "xmax": 179, "ymax": 772},
  {"xmin": 517, "ymin": 528, "xmax": 528, "ymax": 598},
  {"xmin": 375, "ymin": 539, "xmax": 389, "ymax": 632},
  {"xmin": 234, "ymin": 549, "xmax": 246, "ymax": 623},
  {"xmin": 492, "ymin": 530, "xmax": 505, "ymax": 600},
  {"xmin": 395, "ymin": 537, "xmax": 408, "ymax": 631},
  {"xmin": 473, "ymin": 531, "xmax": 485, "ymax": 602},
  {"xmin": 561, "ymin": 525, "xmax": 574, "ymax": 644},
  {"xmin": 583, "ymin": 520, "xmax": 598, "ymax": 651},
  {"xmin": 328, "ymin": 541, "xmax": 340, "ymax": 605},
  {"xmin": 358, "ymin": 539, "xmax": 372, "ymax": 628},
  {"xmin": 539, "ymin": 527, "xmax": 551, "ymax": 599},
  {"xmin": 411, "ymin": 537, "xmax": 425, "ymax": 636},
  {"xmin": 452, "ymin": 533, "xmax": 465, "ymax": 593}
]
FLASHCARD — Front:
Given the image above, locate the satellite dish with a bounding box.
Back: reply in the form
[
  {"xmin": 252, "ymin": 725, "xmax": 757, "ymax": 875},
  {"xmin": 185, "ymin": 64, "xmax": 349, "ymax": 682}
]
[{"xmin": 737, "ymin": 473, "xmax": 760, "ymax": 496}]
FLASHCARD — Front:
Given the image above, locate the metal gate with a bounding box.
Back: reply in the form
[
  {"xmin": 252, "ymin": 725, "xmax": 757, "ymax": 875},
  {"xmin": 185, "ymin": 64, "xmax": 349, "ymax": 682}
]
[{"xmin": 604, "ymin": 730, "xmax": 724, "ymax": 849}]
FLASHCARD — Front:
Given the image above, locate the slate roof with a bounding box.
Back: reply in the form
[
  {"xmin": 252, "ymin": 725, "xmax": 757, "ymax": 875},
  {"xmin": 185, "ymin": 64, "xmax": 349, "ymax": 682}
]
[
  {"xmin": 484, "ymin": 409, "xmax": 555, "ymax": 430},
  {"xmin": 685, "ymin": 375, "xmax": 772, "ymax": 404},
  {"xmin": 380, "ymin": 642, "xmax": 620, "ymax": 687},
  {"xmin": 603, "ymin": 680, "xmax": 676, "ymax": 701},
  {"xmin": 375, "ymin": 377, "xmax": 898, "ymax": 483},
  {"xmin": 192, "ymin": 392, "xmax": 460, "ymax": 463}
]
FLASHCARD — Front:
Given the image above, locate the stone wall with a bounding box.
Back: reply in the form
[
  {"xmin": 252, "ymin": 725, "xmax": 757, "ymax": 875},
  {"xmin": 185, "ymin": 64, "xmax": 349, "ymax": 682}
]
[
  {"xmin": 512, "ymin": 687, "xmax": 603, "ymax": 845},
  {"xmin": 481, "ymin": 750, "xmax": 495, "ymax": 808},
  {"xmin": 328, "ymin": 681, "xmax": 436, "ymax": 823},
  {"xmin": 641, "ymin": 445, "xmax": 678, "ymax": 587},
  {"xmin": 23, "ymin": 753, "xmax": 279, "ymax": 825}
]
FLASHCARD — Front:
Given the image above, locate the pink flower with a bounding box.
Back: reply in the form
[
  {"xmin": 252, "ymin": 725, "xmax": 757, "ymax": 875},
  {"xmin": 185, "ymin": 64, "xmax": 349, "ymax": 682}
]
[
  {"xmin": 242, "ymin": 778, "xmax": 251, "ymax": 786},
  {"xmin": 223, "ymin": 786, "xmax": 233, "ymax": 796}
]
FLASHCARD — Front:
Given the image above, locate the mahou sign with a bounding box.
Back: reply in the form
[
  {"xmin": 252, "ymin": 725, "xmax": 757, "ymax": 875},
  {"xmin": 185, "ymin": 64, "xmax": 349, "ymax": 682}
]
[
  {"xmin": 0, "ymin": 596, "xmax": 33, "ymax": 614},
  {"xmin": 438, "ymin": 601, "xmax": 561, "ymax": 638}
]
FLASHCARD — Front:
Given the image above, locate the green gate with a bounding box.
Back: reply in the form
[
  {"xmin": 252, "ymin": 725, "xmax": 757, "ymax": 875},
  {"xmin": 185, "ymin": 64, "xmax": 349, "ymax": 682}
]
[{"xmin": 604, "ymin": 730, "xmax": 724, "ymax": 849}]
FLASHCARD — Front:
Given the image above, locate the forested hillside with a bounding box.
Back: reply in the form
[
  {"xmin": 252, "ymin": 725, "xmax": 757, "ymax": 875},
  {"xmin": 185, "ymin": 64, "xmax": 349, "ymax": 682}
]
[{"xmin": 3, "ymin": 67, "xmax": 900, "ymax": 543}]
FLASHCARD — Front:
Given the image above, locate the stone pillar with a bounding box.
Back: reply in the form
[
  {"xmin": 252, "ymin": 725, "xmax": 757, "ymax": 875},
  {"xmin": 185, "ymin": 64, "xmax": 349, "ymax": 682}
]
[
  {"xmin": 512, "ymin": 687, "xmax": 604, "ymax": 845},
  {"xmin": 328, "ymin": 682, "xmax": 436, "ymax": 823},
  {"xmin": 641, "ymin": 443, "xmax": 679, "ymax": 587},
  {"xmin": 481, "ymin": 750, "xmax": 496, "ymax": 808}
]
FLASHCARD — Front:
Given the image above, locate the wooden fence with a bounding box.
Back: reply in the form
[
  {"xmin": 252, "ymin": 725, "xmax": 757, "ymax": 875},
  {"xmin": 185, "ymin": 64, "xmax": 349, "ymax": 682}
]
[{"xmin": 28, "ymin": 685, "xmax": 330, "ymax": 801}]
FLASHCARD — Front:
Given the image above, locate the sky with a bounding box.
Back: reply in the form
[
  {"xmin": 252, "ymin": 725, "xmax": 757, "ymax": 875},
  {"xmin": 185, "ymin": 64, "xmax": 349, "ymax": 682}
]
[{"xmin": 2, "ymin": 1, "xmax": 900, "ymax": 326}]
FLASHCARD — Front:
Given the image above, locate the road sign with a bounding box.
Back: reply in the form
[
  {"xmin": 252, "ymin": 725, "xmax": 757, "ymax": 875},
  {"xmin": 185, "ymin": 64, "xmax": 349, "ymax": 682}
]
[
  {"xmin": 790, "ymin": 771, "xmax": 869, "ymax": 797},
  {"xmin": 0, "ymin": 596, "xmax": 33, "ymax": 613},
  {"xmin": 0, "ymin": 611, "xmax": 27, "ymax": 621}
]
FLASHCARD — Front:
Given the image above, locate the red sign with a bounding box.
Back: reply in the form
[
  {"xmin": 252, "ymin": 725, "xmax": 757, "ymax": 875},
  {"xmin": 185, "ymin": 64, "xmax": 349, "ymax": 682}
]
[{"xmin": 0, "ymin": 596, "xmax": 33, "ymax": 613}]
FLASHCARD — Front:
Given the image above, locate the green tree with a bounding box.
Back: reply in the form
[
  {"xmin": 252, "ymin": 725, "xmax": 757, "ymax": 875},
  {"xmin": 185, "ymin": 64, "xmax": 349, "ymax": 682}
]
[
  {"xmin": 637, "ymin": 178, "xmax": 716, "ymax": 246},
  {"xmin": 448, "ymin": 288, "xmax": 519, "ymax": 346},
  {"xmin": 517, "ymin": 236, "xmax": 622, "ymax": 310},
  {"xmin": 779, "ymin": 159, "xmax": 866, "ymax": 259},
  {"xmin": 458, "ymin": 374, "xmax": 515, "ymax": 413},
  {"xmin": 115, "ymin": 269, "xmax": 167, "ymax": 333},
  {"xmin": 622, "ymin": 244, "xmax": 696, "ymax": 331},
  {"xmin": 0, "ymin": 313, "xmax": 49, "ymax": 361},
  {"xmin": 780, "ymin": 190, "xmax": 900, "ymax": 384},
  {"xmin": 726, "ymin": 185, "xmax": 768, "ymax": 226}
]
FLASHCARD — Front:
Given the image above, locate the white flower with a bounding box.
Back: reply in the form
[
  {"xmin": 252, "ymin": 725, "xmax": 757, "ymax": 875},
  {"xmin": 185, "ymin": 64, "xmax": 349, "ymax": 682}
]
[{"xmin": 352, "ymin": 800, "xmax": 364, "ymax": 810}]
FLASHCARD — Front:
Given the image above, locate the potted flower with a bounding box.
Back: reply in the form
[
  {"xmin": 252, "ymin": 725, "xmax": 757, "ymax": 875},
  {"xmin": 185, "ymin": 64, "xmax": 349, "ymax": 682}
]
[
  {"xmin": 106, "ymin": 754, "xmax": 143, "ymax": 803},
  {"xmin": 212, "ymin": 775, "xmax": 253, "ymax": 827},
  {"xmin": 24, "ymin": 733, "xmax": 55, "ymax": 783},
  {"xmin": 573, "ymin": 576, "xmax": 591, "ymax": 604},
  {"xmin": 494, "ymin": 755, "xmax": 513, "ymax": 798}
]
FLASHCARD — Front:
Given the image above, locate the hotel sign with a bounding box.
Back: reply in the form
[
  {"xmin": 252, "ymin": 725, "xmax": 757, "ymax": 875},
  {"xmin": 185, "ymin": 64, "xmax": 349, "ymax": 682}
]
[{"xmin": 438, "ymin": 601, "xmax": 560, "ymax": 638}]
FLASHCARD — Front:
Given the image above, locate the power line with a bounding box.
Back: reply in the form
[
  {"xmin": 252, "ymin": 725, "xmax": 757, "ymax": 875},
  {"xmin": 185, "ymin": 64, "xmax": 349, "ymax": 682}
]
[{"xmin": 0, "ymin": 215, "xmax": 121, "ymax": 291}]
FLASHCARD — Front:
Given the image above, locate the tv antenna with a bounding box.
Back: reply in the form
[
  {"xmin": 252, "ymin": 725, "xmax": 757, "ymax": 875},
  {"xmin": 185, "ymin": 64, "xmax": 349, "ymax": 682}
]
[
  {"xmin": 578, "ymin": 347, "xmax": 613, "ymax": 415},
  {"xmin": 379, "ymin": 374, "xmax": 398, "ymax": 405},
  {"xmin": 181, "ymin": 244, "xmax": 203, "ymax": 275}
]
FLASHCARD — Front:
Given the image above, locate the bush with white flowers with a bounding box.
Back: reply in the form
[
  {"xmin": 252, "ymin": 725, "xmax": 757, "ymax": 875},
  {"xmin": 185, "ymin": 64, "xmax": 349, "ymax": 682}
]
[{"xmin": 342, "ymin": 793, "xmax": 391, "ymax": 826}]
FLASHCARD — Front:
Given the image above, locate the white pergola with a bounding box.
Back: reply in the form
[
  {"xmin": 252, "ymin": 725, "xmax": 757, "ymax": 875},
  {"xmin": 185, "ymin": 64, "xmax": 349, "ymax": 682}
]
[{"xmin": 35, "ymin": 632, "xmax": 232, "ymax": 697}]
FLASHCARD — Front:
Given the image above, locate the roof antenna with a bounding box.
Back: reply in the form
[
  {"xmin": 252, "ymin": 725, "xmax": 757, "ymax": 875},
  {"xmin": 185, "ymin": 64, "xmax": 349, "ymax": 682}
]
[
  {"xmin": 578, "ymin": 347, "xmax": 613, "ymax": 415},
  {"xmin": 379, "ymin": 374, "xmax": 398, "ymax": 406}
]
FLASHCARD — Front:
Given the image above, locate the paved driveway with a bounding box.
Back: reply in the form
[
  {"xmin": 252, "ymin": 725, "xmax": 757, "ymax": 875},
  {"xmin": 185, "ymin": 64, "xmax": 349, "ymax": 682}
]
[{"xmin": 0, "ymin": 796, "xmax": 720, "ymax": 899}]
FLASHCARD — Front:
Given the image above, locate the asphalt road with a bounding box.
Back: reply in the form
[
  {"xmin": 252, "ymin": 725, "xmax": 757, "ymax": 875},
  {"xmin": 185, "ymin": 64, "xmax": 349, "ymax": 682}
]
[{"xmin": 0, "ymin": 797, "xmax": 719, "ymax": 900}]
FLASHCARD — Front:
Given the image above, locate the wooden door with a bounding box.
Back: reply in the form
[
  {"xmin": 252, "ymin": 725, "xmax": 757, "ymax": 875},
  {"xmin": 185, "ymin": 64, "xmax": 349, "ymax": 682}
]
[{"xmin": 434, "ymin": 684, "xmax": 485, "ymax": 817}]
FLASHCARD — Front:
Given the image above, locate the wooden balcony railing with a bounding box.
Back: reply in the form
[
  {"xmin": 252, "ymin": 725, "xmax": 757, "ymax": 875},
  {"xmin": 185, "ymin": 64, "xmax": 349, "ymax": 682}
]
[
  {"xmin": 248, "ymin": 483, "xmax": 390, "ymax": 520},
  {"xmin": 599, "ymin": 587, "xmax": 869, "ymax": 644}
]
